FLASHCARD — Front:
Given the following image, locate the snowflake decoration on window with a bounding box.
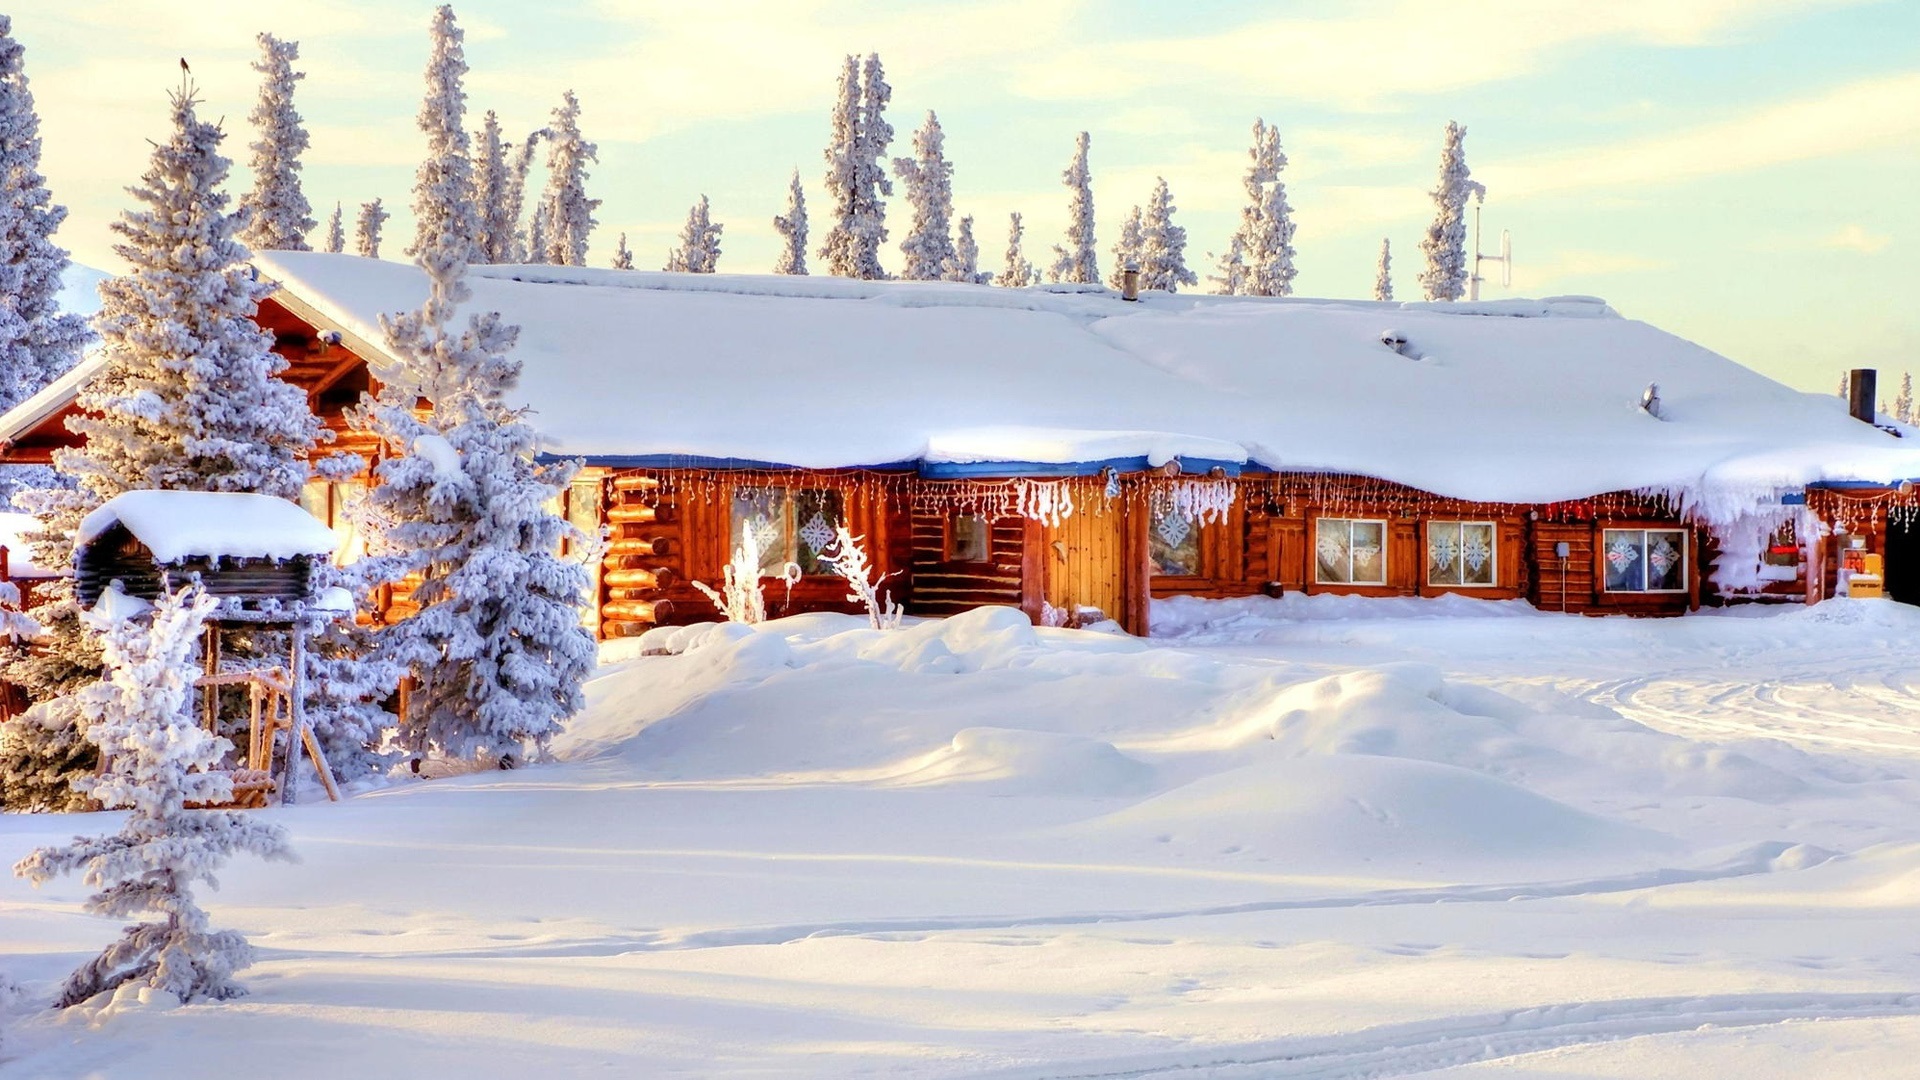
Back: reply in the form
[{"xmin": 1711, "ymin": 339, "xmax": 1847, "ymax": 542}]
[
  {"xmin": 1352, "ymin": 543, "xmax": 1382, "ymax": 571},
  {"xmin": 1316, "ymin": 534, "xmax": 1348, "ymax": 568},
  {"xmin": 750, "ymin": 515, "xmax": 782, "ymax": 554},
  {"xmin": 1605, "ymin": 535, "xmax": 1639, "ymax": 572},
  {"xmin": 1155, "ymin": 512, "xmax": 1192, "ymax": 548},
  {"xmin": 1647, "ymin": 537, "xmax": 1680, "ymax": 578},
  {"xmin": 1461, "ymin": 533, "xmax": 1492, "ymax": 574},
  {"xmin": 797, "ymin": 511, "xmax": 835, "ymax": 558},
  {"xmin": 1429, "ymin": 533, "xmax": 1457, "ymax": 572}
]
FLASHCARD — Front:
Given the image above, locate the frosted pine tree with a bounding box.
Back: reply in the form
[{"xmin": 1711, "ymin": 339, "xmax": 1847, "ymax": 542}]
[
  {"xmin": 948, "ymin": 214, "xmax": 983, "ymax": 283},
  {"xmin": 1897, "ymin": 372, "xmax": 1914, "ymax": 425},
  {"xmin": 1419, "ymin": 121, "xmax": 1482, "ymax": 302},
  {"xmin": 611, "ymin": 231, "xmax": 632, "ymax": 270},
  {"xmin": 1373, "ymin": 238, "xmax": 1393, "ymax": 301},
  {"xmin": 0, "ymin": 15, "xmax": 91, "ymax": 417},
  {"xmin": 773, "ymin": 168, "xmax": 808, "ymax": 275},
  {"xmin": 13, "ymin": 585, "xmax": 294, "ymax": 1007},
  {"xmin": 504, "ymin": 129, "xmax": 544, "ymax": 262},
  {"xmin": 355, "ymin": 197, "xmax": 389, "ymax": 258},
  {"xmin": 893, "ymin": 110, "xmax": 955, "ymax": 281},
  {"xmin": 819, "ymin": 54, "xmax": 891, "ymax": 279},
  {"xmin": 353, "ymin": 194, "xmax": 595, "ymax": 763},
  {"xmin": 1216, "ymin": 119, "xmax": 1295, "ymax": 296},
  {"xmin": 994, "ymin": 211, "xmax": 1033, "ymax": 287},
  {"xmin": 539, "ymin": 90, "xmax": 598, "ymax": 266},
  {"xmin": 1107, "ymin": 205, "xmax": 1141, "ymax": 290},
  {"xmin": 408, "ymin": 5, "xmax": 482, "ymax": 262},
  {"xmin": 301, "ymin": 565, "xmax": 396, "ymax": 786},
  {"xmin": 322, "ymin": 202, "xmax": 344, "ymax": 253},
  {"xmin": 1137, "ymin": 178, "xmax": 1196, "ymax": 293},
  {"xmin": 471, "ymin": 110, "xmax": 512, "ymax": 263},
  {"xmin": 1209, "ymin": 233, "xmax": 1247, "ymax": 295},
  {"xmin": 664, "ymin": 196, "xmax": 722, "ymax": 273},
  {"xmin": 1052, "ymin": 132, "xmax": 1097, "ymax": 284},
  {"xmin": 819, "ymin": 55, "xmax": 860, "ymax": 276},
  {"xmin": 524, "ymin": 212, "xmax": 549, "ymax": 266},
  {"xmin": 237, "ymin": 33, "xmax": 314, "ymax": 252}
]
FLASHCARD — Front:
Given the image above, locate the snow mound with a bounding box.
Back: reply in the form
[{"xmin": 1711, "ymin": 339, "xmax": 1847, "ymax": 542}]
[
  {"xmin": 886, "ymin": 727, "xmax": 1156, "ymax": 796},
  {"xmin": 1067, "ymin": 752, "xmax": 1672, "ymax": 870}
]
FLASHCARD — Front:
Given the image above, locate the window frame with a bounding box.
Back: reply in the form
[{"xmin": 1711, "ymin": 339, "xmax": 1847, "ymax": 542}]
[
  {"xmin": 945, "ymin": 512, "xmax": 993, "ymax": 564},
  {"xmin": 1314, "ymin": 516, "xmax": 1389, "ymax": 586},
  {"xmin": 729, "ymin": 485, "xmax": 845, "ymax": 578},
  {"xmin": 1600, "ymin": 526, "xmax": 1689, "ymax": 594},
  {"xmin": 1424, "ymin": 519, "xmax": 1499, "ymax": 589},
  {"xmin": 1148, "ymin": 502, "xmax": 1209, "ymax": 578}
]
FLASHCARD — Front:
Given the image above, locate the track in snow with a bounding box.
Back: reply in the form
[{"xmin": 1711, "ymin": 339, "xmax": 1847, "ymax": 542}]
[
  {"xmin": 1590, "ymin": 665, "xmax": 1920, "ymax": 757},
  {"xmin": 976, "ymin": 992, "xmax": 1920, "ymax": 1079}
]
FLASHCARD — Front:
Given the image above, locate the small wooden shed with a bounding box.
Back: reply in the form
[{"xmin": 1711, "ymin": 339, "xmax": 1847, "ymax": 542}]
[{"xmin": 75, "ymin": 490, "xmax": 338, "ymax": 610}]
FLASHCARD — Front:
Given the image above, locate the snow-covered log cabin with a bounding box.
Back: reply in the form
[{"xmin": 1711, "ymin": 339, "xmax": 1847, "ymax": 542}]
[{"xmin": 4, "ymin": 251, "xmax": 1918, "ymax": 636}]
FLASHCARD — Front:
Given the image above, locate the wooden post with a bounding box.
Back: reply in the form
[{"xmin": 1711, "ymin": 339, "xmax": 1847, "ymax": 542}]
[
  {"xmin": 202, "ymin": 624, "xmax": 219, "ymax": 732},
  {"xmin": 281, "ymin": 629, "xmax": 306, "ymax": 806}
]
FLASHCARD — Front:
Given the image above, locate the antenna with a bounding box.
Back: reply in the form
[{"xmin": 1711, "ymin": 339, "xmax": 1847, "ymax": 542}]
[{"xmin": 1470, "ymin": 199, "xmax": 1512, "ymax": 300}]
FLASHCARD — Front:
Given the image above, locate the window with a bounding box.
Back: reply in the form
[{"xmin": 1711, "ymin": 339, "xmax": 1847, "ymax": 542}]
[
  {"xmin": 1602, "ymin": 528, "xmax": 1687, "ymax": 592},
  {"xmin": 1316, "ymin": 518, "xmax": 1387, "ymax": 585},
  {"xmin": 1427, "ymin": 521, "xmax": 1496, "ymax": 587},
  {"xmin": 1150, "ymin": 505, "xmax": 1203, "ymax": 576},
  {"xmin": 948, "ymin": 514, "xmax": 991, "ymax": 562},
  {"xmin": 731, "ymin": 487, "xmax": 843, "ymax": 576}
]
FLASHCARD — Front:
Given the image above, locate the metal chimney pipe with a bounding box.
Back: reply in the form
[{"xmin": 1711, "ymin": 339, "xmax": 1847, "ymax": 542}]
[
  {"xmin": 1848, "ymin": 369, "xmax": 1877, "ymax": 425},
  {"xmin": 1121, "ymin": 262, "xmax": 1140, "ymax": 302}
]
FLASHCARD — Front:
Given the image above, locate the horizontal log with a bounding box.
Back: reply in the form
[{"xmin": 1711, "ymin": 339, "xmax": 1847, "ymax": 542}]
[
  {"xmin": 605, "ymin": 567, "xmax": 672, "ymax": 589},
  {"xmin": 607, "ymin": 504, "xmax": 667, "ymax": 524},
  {"xmin": 603, "ymin": 599, "xmax": 668, "ymax": 622},
  {"xmin": 602, "ymin": 620, "xmax": 652, "ymax": 638},
  {"xmin": 612, "ymin": 474, "xmax": 662, "ymax": 492},
  {"xmin": 606, "ymin": 537, "xmax": 671, "ymax": 558}
]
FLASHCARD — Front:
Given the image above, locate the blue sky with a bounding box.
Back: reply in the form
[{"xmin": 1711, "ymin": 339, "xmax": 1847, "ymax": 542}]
[{"xmin": 11, "ymin": 0, "xmax": 1918, "ymax": 392}]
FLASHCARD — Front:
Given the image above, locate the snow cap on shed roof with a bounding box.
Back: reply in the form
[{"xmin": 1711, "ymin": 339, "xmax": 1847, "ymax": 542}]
[{"xmin": 79, "ymin": 491, "xmax": 337, "ymax": 564}]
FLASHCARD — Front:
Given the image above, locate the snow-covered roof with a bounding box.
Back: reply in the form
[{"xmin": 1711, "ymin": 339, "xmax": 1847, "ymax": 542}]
[
  {"xmin": 0, "ymin": 512, "xmax": 54, "ymax": 577},
  {"xmin": 78, "ymin": 491, "xmax": 337, "ymax": 564},
  {"xmin": 243, "ymin": 252, "xmax": 1920, "ymax": 505},
  {"xmin": 0, "ymin": 351, "xmax": 106, "ymax": 449}
]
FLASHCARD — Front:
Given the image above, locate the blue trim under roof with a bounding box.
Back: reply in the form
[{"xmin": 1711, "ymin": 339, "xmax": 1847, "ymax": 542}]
[
  {"xmin": 1807, "ymin": 479, "xmax": 1920, "ymax": 491},
  {"xmin": 541, "ymin": 451, "xmax": 1244, "ymax": 478}
]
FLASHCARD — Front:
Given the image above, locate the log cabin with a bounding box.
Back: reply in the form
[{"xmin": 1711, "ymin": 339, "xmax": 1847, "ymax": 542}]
[{"xmin": 4, "ymin": 251, "xmax": 1919, "ymax": 638}]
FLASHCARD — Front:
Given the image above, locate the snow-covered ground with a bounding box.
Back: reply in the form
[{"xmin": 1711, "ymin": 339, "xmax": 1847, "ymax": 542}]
[{"xmin": 4, "ymin": 597, "xmax": 1920, "ymax": 1078}]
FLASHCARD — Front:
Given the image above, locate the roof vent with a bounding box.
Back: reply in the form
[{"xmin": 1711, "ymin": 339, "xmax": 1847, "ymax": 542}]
[
  {"xmin": 1848, "ymin": 368, "xmax": 1877, "ymax": 425},
  {"xmin": 1379, "ymin": 329, "xmax": 1416, "ymax": 358},
  {"xmin": 1640, "ymin": 382, "xmax": 1664, "ymax": 420}
]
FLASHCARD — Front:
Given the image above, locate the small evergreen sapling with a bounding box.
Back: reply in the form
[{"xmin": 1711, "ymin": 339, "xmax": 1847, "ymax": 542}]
[
  {"xmin": 355, "ymin": 197, "xmax": 389, "ymax": 258},
  {"xmin": 323, "ymin": 202, "xmax": 344, "ymax": 253},
  {"xmin": 1895, "ymin": 372, "xmax": 1913, "ymax": 425},
  {"xmin": 665, "ymin": 196, "xmax": 722, "ymax": 273},
  {"xmin": 995, "ymin": 212, "xmax": 1033, "ymax": 288},
  {"xmin": 773, "ymin": 169, "xmax": 808, "ymax": 275},
  {"xmin": 1374, "ymin": 238, "xmax": 1394, "ymax": 302},
  {"xmin": 611, "ymin": 231, "xmax": 633, "ymax": 270},
  {"xmin": 949, "ymin": 215, "xmax": 983, "ymax": 284},
  {"xmin": 13, "ymin": 585, "xmax": 294, "ymax": 1007},
  {"xmin": 237, "ymin": 33, "xmax": 314, "ymax": 253}
]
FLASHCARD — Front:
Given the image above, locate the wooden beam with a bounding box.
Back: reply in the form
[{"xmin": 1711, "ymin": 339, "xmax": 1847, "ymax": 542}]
[{"xmin": 306, "ymin": 352, "xmax": 367, "ymax": 405}]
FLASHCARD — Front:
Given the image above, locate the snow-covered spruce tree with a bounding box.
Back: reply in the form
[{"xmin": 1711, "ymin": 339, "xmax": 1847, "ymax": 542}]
[
  {"xmin": 322, "ymin": 202, "xmax": 344, "ymax": 253},
  {"xmin": 355, "ymin": 197, "xmax": 389, "ymax": 258},
  {"xmin": 540, "ymin": 90, "xmax": 598, "ymax": 267},
  {"xmin": 13, "ymin": 584, "xmax": 294, "ymax": 1007},
  {"xmin": 1895, "ymin": 372, "xmax": 1913, "ymax": 425},
  {"xmin": 471, "ymin": 109, "xmax": 512, "ymax": 264},
  {"xmin": 0, "ymin": 15, "xmax": 91, "ymax": 417},
  {"xmin": 408, "ymin": 4, "xmax": 482, "ymax": 262},
  {"xmin": 1216, "ymin": 118, "xmax": 1295, "ymax": 297},
  {"xmin": 893, "ymin": 110, "xmax": 955, "ymax": 281},
  {"xmin": 237, "ymin": 33, "xmax": 314, "ymax": 253},
  {"xmin": 1052, "ymin": 131, "xmax": 1097, "ymax": 284},
  {"xmin": 1373, "ymin": 238, "xmax": 1393, "ymax": 301},
  {"xmin": 1208, "ymin": 232, "xmax": 1247, "ymax": 295},
  {"xmin": 949, "ymin": 214, "xmax": 982, "ymax": 284},
  {"xmin": 1419, "ymin": 120, "xmax": 1481, "ymax": 302},
  {"xmin": 524, "ymin": 211, "xmax": 549, "ymax": 266},
  {"xmin": 819, "ymin": 53, "xmax": 892, "ymax": 279},
  {"xmin": 1138, "ymin": 178, "xmax": 1196, "ymax": 294},
  {"xmin": 773, "ymin": 169, "xmax": 808, "ymax": 275},
  {"xmin": 5, "ymin": 86, "xmax": 322, "ymax": 810},
  {"xmin": 1106, "ymin": 204, "xmax": 1141, "ymax": 290},
  {"xmin": 664, "ymin": 196, "xmax": 722, "ymax": 273},
  {"xmin": 995, "ymin": 211, "xmax": 1033, "ymax": 287},
  {"xmin": 611, "ymin": 231, "xmax": 632, "ymax": 270},
  {"xmin": 353, "ymin": 189, "xmax": 595, "ymax": 763},
  {"xmin": 504, "ymin": 128, "xmax": 544, "ymax": 262}
]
